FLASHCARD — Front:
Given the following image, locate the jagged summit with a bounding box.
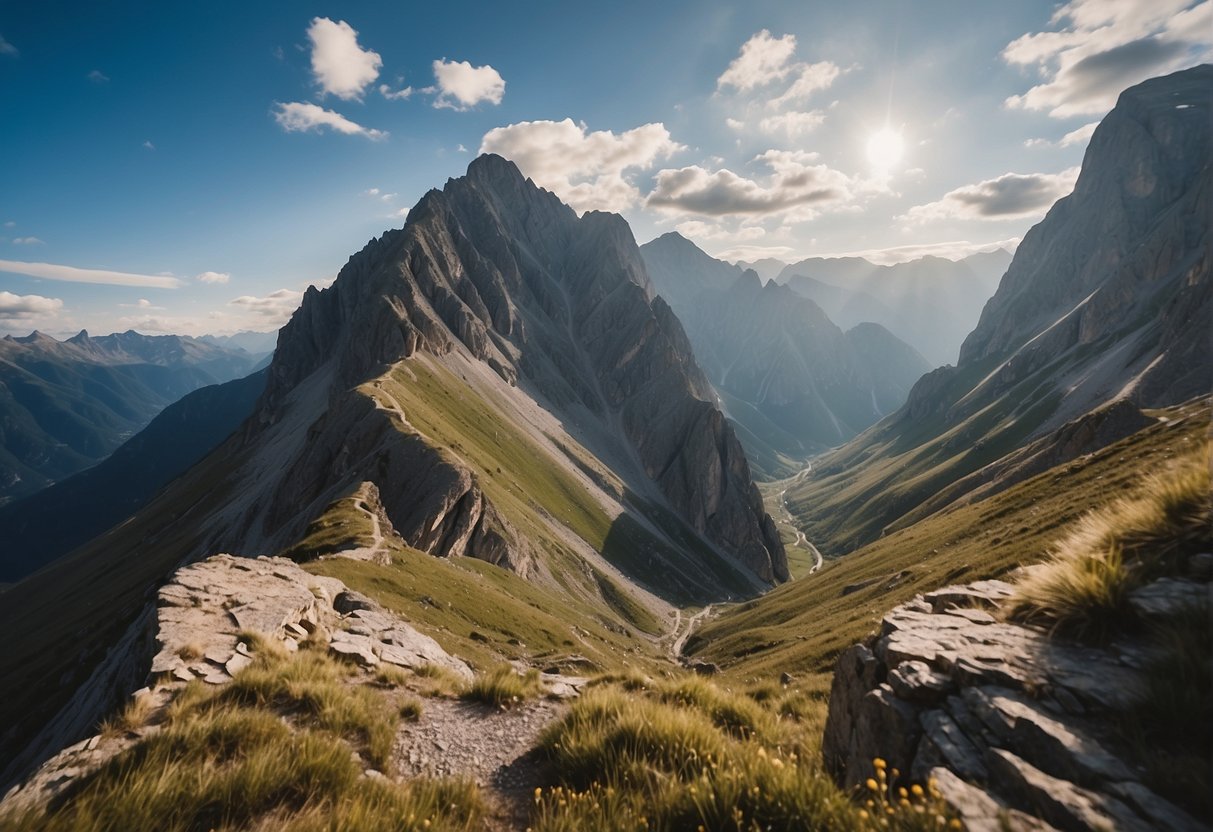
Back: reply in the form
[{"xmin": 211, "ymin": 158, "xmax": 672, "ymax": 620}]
[{"xmin": 244, "ymin": 153, "xmax": 786, "ymax": 582}]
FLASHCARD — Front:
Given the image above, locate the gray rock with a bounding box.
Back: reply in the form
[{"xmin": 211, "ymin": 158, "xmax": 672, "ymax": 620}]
[
  {"xmin": 985, "ymin": 748, "xmax": 1153, "ymax": 832},
  {"xmin": 1127, "ymin": 577, "xmax": 1208, "ymax": 618},
  {"xmin": 930, "ymin": 767, "xmax": 1061, "ymax": 832},
  {"xmin": 916, "ymin": 709, "xmax": 987, "ymax": 782},
  {"xmin": 888, "ymin": 660, "xmax": 953, "ymax": 704},
  {"xmin": 1108, "ymin": 780, "xmax": 1207, "ymax": 832}
]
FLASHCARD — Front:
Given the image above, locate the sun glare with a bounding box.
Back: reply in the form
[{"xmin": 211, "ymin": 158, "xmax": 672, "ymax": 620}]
[{"xmin": 866, "ymin": 127, "xmax": 904, "ymax": 173}]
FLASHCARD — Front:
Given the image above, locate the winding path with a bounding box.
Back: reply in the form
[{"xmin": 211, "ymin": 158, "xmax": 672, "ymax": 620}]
[
  {"xmin": 775, "ymin": 464, "xmax": 823, "ymax": 575},
  {"xmin": 669, "ymin": 604, "xmax": 716, "ymax": 660}
]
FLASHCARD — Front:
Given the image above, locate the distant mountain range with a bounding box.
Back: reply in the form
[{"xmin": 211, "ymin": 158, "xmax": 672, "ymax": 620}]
[
  {"xmin": 641, "ymin": 233, "xmax": 930, "ymax": 476},
  {"xmin": 775, "ymin": 250, "xmax": 1012, "ymax": 367},
  {"xmin": 787, "ymin": 64, "xmax": 1212, "ymax": 555},
  {"xmin": 0, "ymin": 330, "xmax": 264, "ymax": 503}
]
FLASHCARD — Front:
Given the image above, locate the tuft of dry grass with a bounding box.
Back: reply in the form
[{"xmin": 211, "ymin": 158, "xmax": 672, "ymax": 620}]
[
  {"xmin": 465, "ymin": 665, "xmax": 544, "ymax": 708},
  {"xmin": 398, "ymin": 697, "xmax": 424, "ymax": 722},
  {"xmin": 412, "ymin": 662, "xmax": 468, "ymax": 698},
  {"xmin": 532, "ymin": 678, "xmax": 954, "ymax": 831},
  {"xmin": 1006, "ymin": 444, "xmax": 1211, "ymax": 640},
  {"xmin": 98, "ymin": 693, "xmax": 155, "ymax": 739},
  {"xmin": 373, "ymin": 665, "xmax": 411, "ymax": 688},
  {"xmin": 2, "ymin": 645, "xmax": 483, "ymax": 832}
]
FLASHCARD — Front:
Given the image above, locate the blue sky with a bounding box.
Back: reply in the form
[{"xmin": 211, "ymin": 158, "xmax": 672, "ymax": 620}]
[{"xmin": 1, "ymin": 0, "xmax": 1209, "ymax": 336}]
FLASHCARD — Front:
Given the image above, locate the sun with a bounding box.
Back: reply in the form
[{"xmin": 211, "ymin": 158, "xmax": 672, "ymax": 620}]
[{"xmin": 866, "ymin": 127, "xmax": 904, "ymax": 173}]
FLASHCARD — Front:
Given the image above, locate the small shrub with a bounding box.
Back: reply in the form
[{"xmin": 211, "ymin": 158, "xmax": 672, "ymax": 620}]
[{"xmin": 374, "ymin": 665, "xmax": 411, "ymax": 687}]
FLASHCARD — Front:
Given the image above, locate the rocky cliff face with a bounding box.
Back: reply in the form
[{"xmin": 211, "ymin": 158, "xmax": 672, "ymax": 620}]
[
  {"xmin": 822, "ymin": 579, "xmax": 1210, "ymax": 832},
  {"xmin": 640, "ymin": 233, "xmax": 930, "ymax": 472},
  {"xmin": 787, "ymin": 65, "xmax": 1212, "ymax": 555},
  {"xmin": 251, "ymin": 155, "xmax": 785, "ymax": 582},
  {"xmin": 959, "ymin": 65, "xmax": 1211, "ymax": 414}
]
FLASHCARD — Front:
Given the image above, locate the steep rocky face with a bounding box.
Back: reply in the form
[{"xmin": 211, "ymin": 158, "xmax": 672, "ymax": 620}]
[
  {"xmin": 822, "ymin": 579, "xmax": 1209, "ymax": 832},
  {"xmin": 787, "ymin": 66, "xmax": 1211, "ymax": 554},
  {"xmin": 959, "ymin": 65, "xmax": 1211, "ymax": 413},
  {"xmin": 777, "ymin": 250, "xmax": 1011, "ymax": 366},
  {"xmin": 640, "ymin": 232, "xmax": 930, "ymax": 472},
  {"xmin": 253, "ymin": 155, "xmax": 785, "ymax": 583}
]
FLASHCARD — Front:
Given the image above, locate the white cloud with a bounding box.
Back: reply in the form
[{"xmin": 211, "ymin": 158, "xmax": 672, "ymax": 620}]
[
  {"xmin": 480, "ymin": 118, "xmax": 682, "ymax": 213},
  {"xmin": 87, "ymin": 69, "xmax": 109, "ymax": 83},
  {"xmin": 142, "ymin": 140, "xmax": 155, "ymax": 151},
  {"xmin": 119, "ymin": 298, "xmax": 165, "ymax": 310},
  {"xmin": 378, "ymin": 82, "xmax": 413, "ymax": 101},
  {"xmin": 0, "ymin": 291, "xmax": 62, "ymax": 321},
  {"xmin": 726, "ymin": 117, "xmax": 746, "ymax": 131},
  {"xmin": 456, "ymin": 143, "xmax": 468, "ymax": 153},
  {"xmin": 0, "ymin": 260, "xmax": 183, "ymax": 288},
  {"xmin": 717, "ymin": 30, "xmax": 798, "ymax": 91},
  {"xmin": 0, "ymin": 34, "xmax": 17, "ymax": 58},
  {"xmin": 903, "ymin": 168, "xmax": 1080, "ymax": 223},
  {"xmin": 757, "ymin": 110, "xmax": 826, "ymax": 138},
  {"xmin": 674, "ymin": 220, "xmax": 768, "ymax": 243},
  {"xmin": 714, "ymin": 243, "xmax": 800, "ymax": 263},
  {"xmin": 12, "ymin": 237, "xmax": 44, "ymax": 245},
  {"xmin": 228, "ymin": 288, "xmax": 304, "ymax": 325},
  {"xmin": 431, "ymin": 59, "xmax": 505, "ymax": 110},
  {"xmin": 1060, "ymin": 121, "xmax": 1100, "ymax": 146},
  {"xmin": 195, "ymin": 271, "xmax": 230, "ymax": 284},
  {"xmin": 1003, "ymin": 0, "xmax": 1212, "ymax": 117},
  {"xmin": 307, "ymin": 17, "xmax": 382, "ymax": 101},
  {"xmin": 768, "ymin": 62, "xmax": 842, "ymax": 108},
  {"xmin": 272, "ymin": 101, "xmax": 387, "ymax": 140},
  {"xmin": 647, "ymin": 150, "xmax": 856, "ymax": 220}
]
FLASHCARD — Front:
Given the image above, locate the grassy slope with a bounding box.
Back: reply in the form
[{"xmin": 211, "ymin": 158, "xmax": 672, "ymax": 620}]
[
  {"xmin": 784, "ymin": 352, "xmax": 1074, "ymax": 556},
  {"xmin": 0, "ymin": 431, "xmax": 248, "ymax": 772},
  {"xmin": 373, "ymin": 358, "xmax": 754, "ymax": 603},
  {"xmin": 688, "ymin": 403, "xmax": 1209, "ymax": 695}
]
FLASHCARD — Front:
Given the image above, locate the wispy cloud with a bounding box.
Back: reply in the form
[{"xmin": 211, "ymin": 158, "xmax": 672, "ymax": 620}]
[
  {"xmin": 0, "ymin": 259, "xmax": 184, "ymax": 288},
  {"xmin": 87, "ymin": 69, "xmax": 110, "ymax": 83},
  {"xmin": 195, "ymin": 271, "xmax": 230, "ymax": 284},
  {"xmin": 0, "ymin": 34, "xmax": 17, "ymax": 58},
  {"xmin": 228, "ymin": 288, "xmax": 304, "ymax": 325},
  {"xmin": 272, "ymin": 101, "xmax": 387, "ymax": 140},
  {"xmin": 11, "ymin": 237, "xmax": 44, "ymax": 245}
]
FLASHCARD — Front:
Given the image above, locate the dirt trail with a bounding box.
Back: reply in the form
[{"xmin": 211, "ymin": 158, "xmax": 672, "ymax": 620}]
[
  {"xmin": 669, "ymin": 604, "xmax": 717, "ymax": 660},
  {"xmin": 390, "ymin": 693, "xmax": 570, "ymax": 830},
  {"xmin": 775, "ymin": 464, "xmax": 823, "ymax": 575}
]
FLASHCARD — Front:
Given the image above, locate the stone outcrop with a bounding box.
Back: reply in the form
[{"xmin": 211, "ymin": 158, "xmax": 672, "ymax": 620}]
[
  {"xmin": 0, "ymin": 554, "xmax": 469, "ymax": 808},
  {"xmin": 822, "ymin": 580, "xmax": 1209, "ymax": 832}
]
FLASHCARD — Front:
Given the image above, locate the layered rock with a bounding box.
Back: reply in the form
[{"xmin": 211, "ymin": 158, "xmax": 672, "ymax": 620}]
[
  {"xmin": 250, "ymin": 155, "xmax": 785, "ymax": 581},
  {"xmin": 0, "ymin": 554, "xmax": 470, "ymax": 809},
  {"xmin": 822, "ymin": 580, "xmax": 1209, "ymax": 832}
]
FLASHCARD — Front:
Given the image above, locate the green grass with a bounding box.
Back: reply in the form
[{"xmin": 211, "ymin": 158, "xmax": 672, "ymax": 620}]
[
  {"xmin": 283, "ymin": 483, "xmax": 379, "ymax": 561},
  {"xmin": 464, "ymin": 665, "xmax": 544, "ymax": 708},
  {"xmin": 689, "ymin": 405, "xmax": 1210, "ymax": 700},
  {"xmin": 530, "ymin": 677, "xmax": 954, "ymax": 832},
  {"xmin": 2, "ymin": 638, "xmax": 483, "ymax": 832},
  {"xmin": 373, "ymin": 358, "xmax": 754, "ymax": 603},
  {"xmin": 1005, "ymin": 442, "xmax": 1211, "ymax": 640},
  {"xmin": 306, "ymin": 548, "xmax": 666, "ymax": 676}
]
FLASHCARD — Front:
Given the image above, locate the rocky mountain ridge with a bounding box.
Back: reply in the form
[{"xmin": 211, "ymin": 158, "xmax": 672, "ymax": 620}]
[{"xmin": 640, "ymin": 232, "xmax": 930, "ymax": 476}]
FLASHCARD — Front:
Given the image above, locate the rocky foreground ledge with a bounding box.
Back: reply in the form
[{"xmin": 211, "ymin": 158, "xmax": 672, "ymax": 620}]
[
  {"xmin": 1, "ymin": 554, "xmax": 471, "ymax": 812},
  {"xmin": 822, "ymin": 579, "xmax": 1209, "ymax": 832}
]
